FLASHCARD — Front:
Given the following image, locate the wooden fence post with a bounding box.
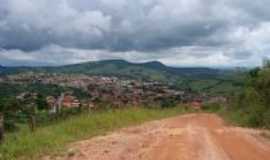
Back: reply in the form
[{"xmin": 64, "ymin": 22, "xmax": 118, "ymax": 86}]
[
  {"xmin": 28, "ymin": 115, "xmax": 36, "ymax": 132},
  {"xmin": 0, "ymin": 113, "xmax": 4, "ymax": 143}
]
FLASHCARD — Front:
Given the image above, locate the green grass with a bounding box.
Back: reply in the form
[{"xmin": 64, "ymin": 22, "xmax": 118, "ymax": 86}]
[
  {"xmin": 203, "ymin": 103, "xmax": 270, "ymax": 128},
  {"xmin": 0, "ymin": 107, "xmax": 185, "ymax": 160}
]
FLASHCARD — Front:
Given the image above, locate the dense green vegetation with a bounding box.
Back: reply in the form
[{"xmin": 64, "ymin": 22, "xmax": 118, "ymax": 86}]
[
  {"xmin": 203, "ymin": 60, "xmax": 270, "ymax": 128},
  {"xmin": 0, "ymin": 83, "xmax": 89, "ymax": 132},
  {"xmin": 174, "ymin": 75, "xmax": 245, "ymax": 96},
  {"xmin": 0, "ymin": 107, "xmax": 185, "ymax": 160},
  {"xmin": 0, "ymin": 83, "xmax": 89, "ymax": 99}
]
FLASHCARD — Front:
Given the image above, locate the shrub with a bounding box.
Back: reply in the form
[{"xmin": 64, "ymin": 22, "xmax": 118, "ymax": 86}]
[
  {"xmin": 225, "ymin": 60, "xmax": 270, "ymax": 128},
  {"xmin": 202, "ymin": 103, "xmax": 224, "ymax": 113}
]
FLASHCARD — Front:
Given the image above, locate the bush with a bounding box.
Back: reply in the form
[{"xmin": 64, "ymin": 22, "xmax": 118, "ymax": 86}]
[
  {"xmin": 160, "ymin": 99, "xmax": 177, "ymax": 109},
  {"xmin": 225, "ymin": 61, "xmax": 270, "ymax": 128},
  {"xmin": 263, "ymin": 109, "xmax": 270, "ymax": 128},
  {"xmin": 202, "ymin": 103, "xmax": 224, "ymax": 113}
]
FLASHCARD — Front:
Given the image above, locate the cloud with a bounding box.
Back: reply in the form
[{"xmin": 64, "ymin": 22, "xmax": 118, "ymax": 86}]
[{"xmin": 0, "ymin": 0, "xmax": 270, "ymax": 66}]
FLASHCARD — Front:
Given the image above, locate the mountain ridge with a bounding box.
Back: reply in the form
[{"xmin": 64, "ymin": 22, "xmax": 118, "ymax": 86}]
[{"xmin": 0, "ymin": 59, "xmax": 236, "ymax": 81}]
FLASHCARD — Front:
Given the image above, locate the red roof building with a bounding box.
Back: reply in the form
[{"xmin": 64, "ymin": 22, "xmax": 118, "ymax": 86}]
[
  {"xmin": 191, "ymin": 100, "xmax": 202, "ymax": 110},
  {"xmin": 62, "ymin": 95, "xmax": 80, "ymax": 108}
]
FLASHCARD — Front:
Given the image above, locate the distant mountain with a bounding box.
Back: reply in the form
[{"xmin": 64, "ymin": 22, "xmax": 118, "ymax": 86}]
[
  {"xmin": 50, "ymin": 60, "xmax": 230, "ymax": 80},
  {"xmin": 0, "ymin": 65, "xmax": 6, "ymax": 74},
  {"xmin": 0, "ymin": 59, "xmax": 231, "ymax": 79},
  {"xmin": 46, "ymin": 60, "xmax": 174, "ymax": 81},
  {"xmin": 140, "ymin": 61, "xmax": 168, "ymax": 70}
]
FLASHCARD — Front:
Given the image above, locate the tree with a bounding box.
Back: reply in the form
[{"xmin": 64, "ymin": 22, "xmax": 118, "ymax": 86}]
[
  {"xmin": 0, "ymin": 112, "xmax": 3, "ymax": 144},
  {"xmin": 18, "ymin": 93, "xmax": 38, "ymax": 132},
  {"xmin": 263, "ymin": 58, "xmax": 270, "ymax": 68},
  {"xmin": 234, "ymin": 60, "xmax": 270, "ymax": 127},
  {"xmin": 0, "ymin": 97, "xmax": 20, "ymax": 143},
  {"xmin": 36, "ymin": 94, "xmax": 48, "ymax": 110}
]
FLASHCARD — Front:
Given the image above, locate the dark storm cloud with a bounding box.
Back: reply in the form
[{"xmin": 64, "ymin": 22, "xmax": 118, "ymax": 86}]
[{"xmin": 0, "ymin": 0, "xmax": 270, "ymax": 66}]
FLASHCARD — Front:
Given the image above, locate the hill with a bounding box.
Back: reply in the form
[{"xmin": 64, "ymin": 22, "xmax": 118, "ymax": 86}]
[
  {"xmin": 0, "ymin": 60, "xmax": 226, "ymax": 78},
  {"xmin": 60, "ymin": 60, "xmax": 225, "ymax": 78},
  {"xmin": 0, "ymin": 60, "xmax": 246, "ymax": 95},
  {"xmin": 0, "ymin": 65, "xmax": 5, "ymax": 73}
]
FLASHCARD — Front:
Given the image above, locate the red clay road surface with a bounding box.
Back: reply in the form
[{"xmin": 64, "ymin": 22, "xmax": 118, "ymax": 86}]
[{"xmin": 46, "ymin": 113, "xmax": 270, "ymax": 160}]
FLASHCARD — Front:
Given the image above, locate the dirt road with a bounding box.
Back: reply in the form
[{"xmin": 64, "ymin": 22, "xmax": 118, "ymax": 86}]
[{"xmin": 49, "ymin": 113, "xmax": 270, "ymax": 160}]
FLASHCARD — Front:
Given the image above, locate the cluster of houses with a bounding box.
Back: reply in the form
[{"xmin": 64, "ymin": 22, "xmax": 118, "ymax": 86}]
[
  {"xmin": 7, "ymin": 73, "xmax": 227, "ymax": 111},
  {"xmin": 16, "ymin": 92, "xmax": 82, "ymax": 113},
  {"xmin": 46, "ymin": 93, "xmax": 82, "ymax": 113},
  {"xmin": 86, "ymin": 80, "xmax": 187, "ymax": 107}
]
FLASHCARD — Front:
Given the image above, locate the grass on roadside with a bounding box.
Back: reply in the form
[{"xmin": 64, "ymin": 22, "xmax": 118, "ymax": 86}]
[
  {"xmin": 0, "ymin": 107, "xmax": 185, "ymax": 160},
  {"xmin": 202, "ymin": 102, "xmax": 270, "ymax": 129}
]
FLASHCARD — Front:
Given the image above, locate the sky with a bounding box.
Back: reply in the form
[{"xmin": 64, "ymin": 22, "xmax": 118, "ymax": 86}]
[{"xmin": 0, "ymin": 0, "xmax": 270, "ymax": 67}]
